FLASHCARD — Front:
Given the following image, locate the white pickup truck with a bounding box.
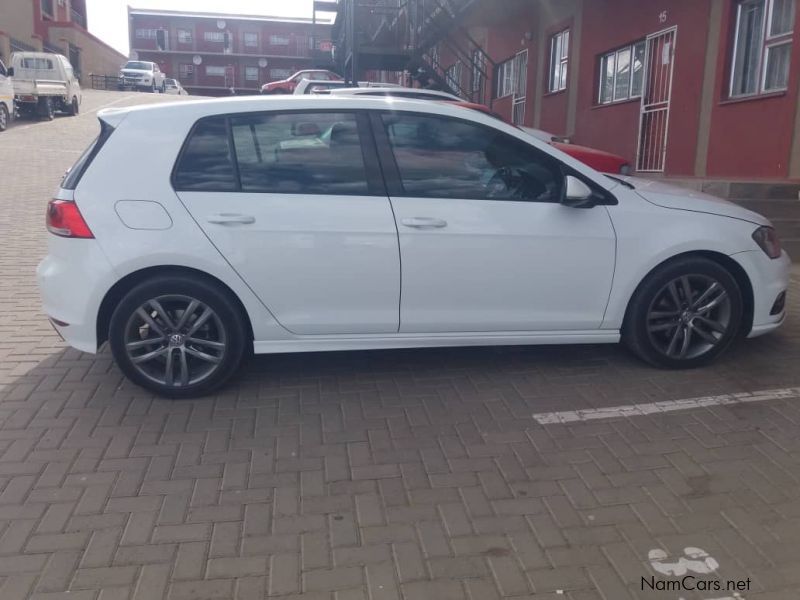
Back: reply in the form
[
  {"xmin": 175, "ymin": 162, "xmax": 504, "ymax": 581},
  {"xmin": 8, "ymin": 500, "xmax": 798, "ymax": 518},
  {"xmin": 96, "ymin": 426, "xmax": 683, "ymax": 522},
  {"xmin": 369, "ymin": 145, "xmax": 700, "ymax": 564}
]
[{"xmin": 8, "ymin": 52, "xmax": 81, "ymax": 121}]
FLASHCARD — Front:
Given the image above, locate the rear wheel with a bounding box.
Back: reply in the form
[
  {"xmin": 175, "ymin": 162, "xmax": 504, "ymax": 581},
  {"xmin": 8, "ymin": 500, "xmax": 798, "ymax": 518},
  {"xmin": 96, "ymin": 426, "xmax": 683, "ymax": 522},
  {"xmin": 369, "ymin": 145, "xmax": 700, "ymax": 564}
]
[
  {"xmin": 0, "ymin": 105, "xmax": 8, "ymax": 131},
  {"xmin": 109, "ymin": 276, "xmax": 248, "ymax": 398},
  {"xmin": 38, "ymin": 97, "xmax": 54, "ymax": 121},
  {"xmin": 623, "ymin": 257, "xmax": 743, "ymax": 368},
  {"xmin": 67, "ymin": 96, "xmax": 79, "ymax": 116}
]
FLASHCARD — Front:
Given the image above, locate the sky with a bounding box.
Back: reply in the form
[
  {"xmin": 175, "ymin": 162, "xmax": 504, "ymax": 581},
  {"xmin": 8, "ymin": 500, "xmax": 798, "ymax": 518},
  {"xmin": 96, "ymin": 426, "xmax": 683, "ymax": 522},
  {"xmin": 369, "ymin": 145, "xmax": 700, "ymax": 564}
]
[{"xmin": 86, "ymin": 0, "xmax": 322, "ymax": 56}]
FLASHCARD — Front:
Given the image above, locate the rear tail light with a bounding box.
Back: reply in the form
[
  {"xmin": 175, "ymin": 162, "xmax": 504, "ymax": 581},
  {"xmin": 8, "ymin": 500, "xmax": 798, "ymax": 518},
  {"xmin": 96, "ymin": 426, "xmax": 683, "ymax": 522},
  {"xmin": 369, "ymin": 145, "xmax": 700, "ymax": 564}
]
[
  {"xmin": 46, "ymin": 199, "xmax": 94, "ymax": 238},
  {"xmin": 752, "ymin": 226, "xmax": 781, "ymax": 259}
]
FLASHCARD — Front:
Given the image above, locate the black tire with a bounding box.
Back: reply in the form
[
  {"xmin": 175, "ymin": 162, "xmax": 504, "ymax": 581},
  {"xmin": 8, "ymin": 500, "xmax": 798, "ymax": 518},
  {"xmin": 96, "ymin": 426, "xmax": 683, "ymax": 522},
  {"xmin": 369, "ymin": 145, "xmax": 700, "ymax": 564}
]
[
  {"xmin": 623, "ymin": 256, "xmax": 743, "ymax": 369},
  {"xmin": 0, "ymin": 104, "xmax": 8, "ymax": 132},
  {"xmin": 67, "ymin": 96, "xmax": 79, "ymax": 116},
  {"xmin": 109, "ymin": 275, "xmax": 248, "ymax": 398},
  {"xmin": 38, "ymin": 97, "xmax": 55, "ymax": 121}
]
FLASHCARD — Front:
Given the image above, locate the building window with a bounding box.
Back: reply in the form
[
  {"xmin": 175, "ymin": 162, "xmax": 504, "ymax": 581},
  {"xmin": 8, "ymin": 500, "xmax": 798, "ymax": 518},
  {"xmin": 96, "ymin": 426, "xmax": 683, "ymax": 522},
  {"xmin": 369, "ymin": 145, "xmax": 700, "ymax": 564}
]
[
  {"xmin": 206, "ymin": 66, "xmax": 226, "ymax": 77},
  {"xmin": 731, "ymin": 0, "xmax": 795, "ymax": 96},
  {"xmin": 270, "ymin": 68, "xmax": 292, "ymax": 79},
  {"xmin": 245, "ymin": 66, "xmax": 259, "ymax": 81},
  {"xmin": 598, "ymin": 41, "xmax": 646, "ymax": 104},
  {"xmin": 136, "ymin": 29, "xmax": 157, "ymax": 40},
  {"xmin": 445, "ymin": 62, "xmax": 463, "ymax": 95},
  {"xmin": 270, "ymin": 35, "xmax": 290, "ymax": 46},
  {"xmin": 41, "ymin": 0, "xmax": 54, "ymax": 18},
  {"xmin": 496, "ymin": 57, "xmax": 515, "ymax": 98},
  {"xmin": 244, "ymin": 33, "xmax": 259, "ymax": 48},
  {"xmin": 548, "ymin": 29, "xmax": 570, "ymax": 93},
  {"xmin": 204, "ymin": 31, "xmax": 225, "ymax": 43},
  {"xmin": 179, "ymin": 64, "xmax": 194, "ymax": 79},
  {"xmin": 177, "ymin": 29, "xmax": 193, "ymax": 44}
]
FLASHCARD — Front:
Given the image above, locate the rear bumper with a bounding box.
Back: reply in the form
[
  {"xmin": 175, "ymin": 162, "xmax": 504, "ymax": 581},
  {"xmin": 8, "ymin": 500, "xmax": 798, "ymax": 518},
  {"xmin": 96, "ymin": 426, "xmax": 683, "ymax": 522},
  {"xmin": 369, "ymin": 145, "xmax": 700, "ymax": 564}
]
[
  {"xmin": 731, "ymin": 249, "xmax": 792, "ymax": 338},
  {"xmin": 36, "ymin": 237, "xmax": 117, "ymax": 353}
]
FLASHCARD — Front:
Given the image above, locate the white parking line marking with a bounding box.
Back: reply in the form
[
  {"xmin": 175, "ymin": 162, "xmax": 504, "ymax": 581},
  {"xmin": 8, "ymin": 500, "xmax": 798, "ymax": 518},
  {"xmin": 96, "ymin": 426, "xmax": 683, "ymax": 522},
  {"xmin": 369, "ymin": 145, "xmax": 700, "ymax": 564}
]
[{"xmin": 533, "ymin": 386, "xmax": 800, "ymax": 424}]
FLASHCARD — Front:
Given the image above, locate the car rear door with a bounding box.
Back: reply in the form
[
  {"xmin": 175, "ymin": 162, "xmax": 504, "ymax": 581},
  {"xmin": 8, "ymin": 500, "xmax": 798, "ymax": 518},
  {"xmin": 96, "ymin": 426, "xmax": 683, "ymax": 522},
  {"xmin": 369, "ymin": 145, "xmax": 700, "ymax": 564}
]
[
  {"xmin": 174, "ymin": 111, "xmax": 401, "ymax": 335},
  {"xmin": 372, "ymin": 111, "xmax": 617, "ymax": 333}
]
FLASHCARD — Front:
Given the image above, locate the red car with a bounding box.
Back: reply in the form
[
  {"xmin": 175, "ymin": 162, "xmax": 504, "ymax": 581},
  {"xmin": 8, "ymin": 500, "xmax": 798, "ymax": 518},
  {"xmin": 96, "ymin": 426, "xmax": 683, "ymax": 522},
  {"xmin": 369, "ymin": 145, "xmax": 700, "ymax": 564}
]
[
  {"xmin": 454, "ymin": 101, "xmax": 632, "ymax": 175},
  {"xmin": 261, "ymin": 69, "xmax": 342, "ymax": 95}
]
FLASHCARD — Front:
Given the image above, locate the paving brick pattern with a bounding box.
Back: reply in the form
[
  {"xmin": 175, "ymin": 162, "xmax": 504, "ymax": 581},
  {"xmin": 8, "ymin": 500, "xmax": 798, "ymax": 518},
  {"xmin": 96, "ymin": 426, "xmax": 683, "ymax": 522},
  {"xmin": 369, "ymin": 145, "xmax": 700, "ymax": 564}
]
[{"xmin": 1, "ymin": 90, "xmax": 800, "ymax": 599}]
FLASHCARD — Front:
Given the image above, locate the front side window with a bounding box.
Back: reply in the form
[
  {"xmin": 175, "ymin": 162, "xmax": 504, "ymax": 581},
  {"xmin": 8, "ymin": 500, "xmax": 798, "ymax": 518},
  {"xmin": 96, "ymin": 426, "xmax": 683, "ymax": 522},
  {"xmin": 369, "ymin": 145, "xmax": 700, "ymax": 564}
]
[
  {"xmin": 549, "ymin": 29, "xmax": 570, "ymax": 92},
  {"xmin": 598, "ymin": 40, "xmax": 646, "ymax": 104},
  {"xmin": 174, "ymin": 117, "xmax": 237, "ymax": 192},
  {"xmin": 381, "ymin": 113, "xmax": 562, "ymax": 202},
  {"xmin": 731, "ymin": 0, "xmax": 794, "ymax": 96},
  {"xmin": 230, "ymin": 112, "xmax": 369, "ymax": 195}
]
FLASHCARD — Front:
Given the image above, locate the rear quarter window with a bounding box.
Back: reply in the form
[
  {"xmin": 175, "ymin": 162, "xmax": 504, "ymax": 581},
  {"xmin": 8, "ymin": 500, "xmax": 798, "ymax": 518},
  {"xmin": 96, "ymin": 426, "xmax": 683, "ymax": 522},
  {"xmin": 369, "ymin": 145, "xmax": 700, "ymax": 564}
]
[
  {"xmin": 173, "ymin": 117, "xmax": 238, "ymax": 192},
  {"xmin": 62, "ymin": 120, "xmax": 115, "ymax": 190}
]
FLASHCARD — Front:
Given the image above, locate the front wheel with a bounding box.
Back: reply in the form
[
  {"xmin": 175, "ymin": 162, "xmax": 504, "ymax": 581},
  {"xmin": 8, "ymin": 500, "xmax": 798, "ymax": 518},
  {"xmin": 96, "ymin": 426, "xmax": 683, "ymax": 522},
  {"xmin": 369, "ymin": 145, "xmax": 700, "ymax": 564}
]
[
  {"xmin": 623, "ymin": 257, "xmax": 743, "ymax": 368},
  {"xmin": 109, "ymin": 276, "xmax": 248, "ymax": 397}
]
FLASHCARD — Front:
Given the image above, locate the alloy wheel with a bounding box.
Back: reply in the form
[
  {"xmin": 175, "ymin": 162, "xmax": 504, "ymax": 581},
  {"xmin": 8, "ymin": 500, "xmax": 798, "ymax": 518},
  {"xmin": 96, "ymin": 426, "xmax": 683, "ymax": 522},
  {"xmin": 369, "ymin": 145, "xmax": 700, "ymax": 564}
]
[
  {"xmin": 646, "ymin": 274, "xmax": 732, "ymax": 360},
  {"xmin": 123, "ymin": 295, "xmax": 227, "ymax": 388}
]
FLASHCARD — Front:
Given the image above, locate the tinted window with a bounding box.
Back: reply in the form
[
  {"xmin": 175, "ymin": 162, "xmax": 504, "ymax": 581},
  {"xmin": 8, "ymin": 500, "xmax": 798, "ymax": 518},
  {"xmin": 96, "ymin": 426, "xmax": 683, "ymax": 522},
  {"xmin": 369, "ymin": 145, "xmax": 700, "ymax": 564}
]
[
  {"xmin": 381, "ymin": 114, "xmax": 562, "ymax": 201},
  {"xmin": 62, "ymin": 121, "xmax": 115, "ymax": 190},
  {"xmin": 230, "ymin": 112, "xmax": 369, "ymax": 195},
  {"xmin": 174, "ymin": 117, "xmax": 238, "ymax": 192}
]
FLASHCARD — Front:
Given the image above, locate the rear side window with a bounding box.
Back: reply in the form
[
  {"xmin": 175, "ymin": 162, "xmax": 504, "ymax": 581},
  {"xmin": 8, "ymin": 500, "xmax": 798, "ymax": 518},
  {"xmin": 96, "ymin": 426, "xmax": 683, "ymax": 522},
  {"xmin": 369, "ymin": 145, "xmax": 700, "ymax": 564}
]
[
  {"xmin": 229, "ymin": 112, "xmax": 369, "ymax": 195},
  {"xmin": 62, "ymin": 120, "xmax": 115, "ymax": 190},
  {"xmin": 173, "ymin": 117, "xmax": 238, "ymax": 192}
]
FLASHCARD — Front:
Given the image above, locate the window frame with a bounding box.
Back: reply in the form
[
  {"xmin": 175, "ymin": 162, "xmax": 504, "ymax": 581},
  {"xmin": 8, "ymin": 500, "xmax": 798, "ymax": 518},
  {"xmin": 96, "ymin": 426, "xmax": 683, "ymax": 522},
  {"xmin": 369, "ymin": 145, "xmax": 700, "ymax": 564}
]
[
  {"xmin": 177, "ymin": 29, "xmax": 193, "ymax": 44},
  {"xmin": 171, "ymin": 110, "xmax": 385, "ymax": 196},
  {"xmin": 730, "ymin": 0, "xmax": 795, "ymax": 97},
  {"xmin": 178, "ymin": 63, "xmax": 194, "ymax": 79},
  {"xmin": 269, "ymin": 34, "xmax": 290, "ymax": 46},
  {"xmin": 205, "ymin": 65, "xmax": 226, "ymax": 77},
  {"xmin": 495, "ymin": 57, "xmax": 516, "ymax": 98},
  {"xmin": 244, "ymin": 66, "xmax": 259, "ymax": 81},
  {"xmin": 598, "ymin": 40, "xmax": 646, "ymax": 105},
  {"xmin": 135, "ymin": 28, "xmax": 157, "ymax": 40},
  {"xmin": 368, "ymin": 110, "xmax": 616, "ymax": 206},
  {"xmin": 204, "ymin": 31, "xmax": 225, "ymax": 43},
  {"xmin": 548, "ymin": 28, "xmax": 570, "ymax": 93}
]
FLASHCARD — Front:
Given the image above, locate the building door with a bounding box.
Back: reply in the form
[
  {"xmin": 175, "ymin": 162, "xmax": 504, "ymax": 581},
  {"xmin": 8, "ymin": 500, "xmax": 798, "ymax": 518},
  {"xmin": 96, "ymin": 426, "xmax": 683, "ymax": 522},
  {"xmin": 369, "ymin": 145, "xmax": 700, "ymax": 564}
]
[
  {"xmin": 156, "ymin": 29, "xmax": 169, "ymax": 51},
  {"xmin": 636, "ymin": 27, "xmax": 676, "ymax": 172},
  {"xmin": 224, "ymin": 65, "xmax": 235, "ymax": 90},
  {"xmin": 512, "ymin": 50, "xmax": 528, "ymax": 126}
]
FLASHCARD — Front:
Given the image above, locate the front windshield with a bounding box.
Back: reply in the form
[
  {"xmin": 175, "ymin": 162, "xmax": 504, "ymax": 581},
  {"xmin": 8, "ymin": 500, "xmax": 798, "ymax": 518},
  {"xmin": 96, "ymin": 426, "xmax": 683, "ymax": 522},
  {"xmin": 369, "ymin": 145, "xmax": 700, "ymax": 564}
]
[{"xmin": 123, "ymin": 62, "xmax": 151, "ymax": 71}]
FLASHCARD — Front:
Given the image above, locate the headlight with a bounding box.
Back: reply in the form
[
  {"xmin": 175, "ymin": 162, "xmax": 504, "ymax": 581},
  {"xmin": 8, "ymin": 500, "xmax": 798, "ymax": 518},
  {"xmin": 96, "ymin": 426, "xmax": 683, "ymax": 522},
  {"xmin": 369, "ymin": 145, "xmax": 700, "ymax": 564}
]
[{"xmin": 752, "ymin": 226, "xmax": 782, "ymax": 259}]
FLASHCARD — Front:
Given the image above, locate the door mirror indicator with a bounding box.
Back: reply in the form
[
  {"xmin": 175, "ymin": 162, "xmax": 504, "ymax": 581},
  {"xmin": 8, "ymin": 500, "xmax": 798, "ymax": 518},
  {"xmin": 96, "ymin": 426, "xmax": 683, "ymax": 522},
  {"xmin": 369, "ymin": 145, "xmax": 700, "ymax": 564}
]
[{"xmin": 562, "ymin": 175, "xmax": 595, "ymax": 208}]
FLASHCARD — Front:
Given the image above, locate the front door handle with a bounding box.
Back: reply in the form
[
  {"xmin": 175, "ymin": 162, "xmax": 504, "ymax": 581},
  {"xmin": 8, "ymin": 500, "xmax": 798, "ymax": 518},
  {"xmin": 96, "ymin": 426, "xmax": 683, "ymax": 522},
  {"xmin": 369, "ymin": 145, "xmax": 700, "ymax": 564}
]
[
  {"xmin": 206, "ymin": 213, "xmax": 256, "ymax": 225},
  {"xmin": 401, "ymin": 217, "xmax": 448, "ymax": 229}
]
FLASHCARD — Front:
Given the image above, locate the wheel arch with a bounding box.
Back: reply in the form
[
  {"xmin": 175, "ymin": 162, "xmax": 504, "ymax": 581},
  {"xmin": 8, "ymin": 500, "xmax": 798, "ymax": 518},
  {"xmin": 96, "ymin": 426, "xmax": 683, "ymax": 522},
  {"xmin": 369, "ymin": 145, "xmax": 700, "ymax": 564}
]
[
  {"xmin": 622, "ymin": 250, "xmax": 754, "ymax": 337},
  {"xmin": 96, "ymin": 265, "xmax": 255, "ymax": 348}
]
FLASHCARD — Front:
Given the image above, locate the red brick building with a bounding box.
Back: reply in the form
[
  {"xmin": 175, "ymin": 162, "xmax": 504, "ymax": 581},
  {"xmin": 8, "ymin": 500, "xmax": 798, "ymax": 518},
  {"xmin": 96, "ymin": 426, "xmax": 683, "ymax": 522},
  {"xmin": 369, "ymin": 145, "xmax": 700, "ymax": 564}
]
[
  {"xmin": 128, "ymin": 8, "xmax": 334, "ymax": 96},
  {"xmin": 431, "ymin": 0, "xmax": 800, "ymax": 181}
]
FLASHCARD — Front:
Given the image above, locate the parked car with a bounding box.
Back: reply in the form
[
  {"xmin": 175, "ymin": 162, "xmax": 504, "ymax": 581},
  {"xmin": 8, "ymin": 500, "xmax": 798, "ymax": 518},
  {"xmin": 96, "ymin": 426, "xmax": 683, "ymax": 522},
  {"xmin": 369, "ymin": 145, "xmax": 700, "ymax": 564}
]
[
  {"xmin": 37, "ymin": 96, "xmax": 790, "ymax": 397},
  {"xmin": 294, "ymin": 80, "xmax": 401, "ymax": 95},
  {"xmin": 118, "ymin": 60, "xmax": 166, "ymax": 93},
  {"xmin": 9, "ymin": 52, "xmax": 81, "ymax": 120},
  {"xmin": 0, "ymin": 59, "xmax": 14, "ymax": 132},
  {"xmin": 327, "ymin": 86, "xmax": 462, "ymax": 101},
  {"xmin": 164, "ymin": 78, "xmax": 188, "ymax": 95},
  {"xmin": 451, "ymin": 101, "xmax": 632, "ymax": 174},
  {"xmin": 261, "ymin": 70, "xmax": 342, "ymax": 94}
]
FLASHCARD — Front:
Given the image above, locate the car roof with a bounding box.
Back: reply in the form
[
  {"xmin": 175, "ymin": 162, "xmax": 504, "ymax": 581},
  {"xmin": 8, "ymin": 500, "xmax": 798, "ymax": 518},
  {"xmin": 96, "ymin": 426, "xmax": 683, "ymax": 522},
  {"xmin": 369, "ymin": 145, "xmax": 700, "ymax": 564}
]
[{"xmin": 328, "ymin": 87, "xmax": 460, "ymax": 100}]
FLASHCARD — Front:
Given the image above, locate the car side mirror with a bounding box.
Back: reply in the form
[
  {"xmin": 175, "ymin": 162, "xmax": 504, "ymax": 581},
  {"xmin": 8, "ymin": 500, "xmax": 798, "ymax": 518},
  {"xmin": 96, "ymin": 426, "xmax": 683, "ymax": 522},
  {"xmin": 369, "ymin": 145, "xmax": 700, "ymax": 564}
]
[{"xmin": 562, "ymin": 175, "xmax": 595, "ymax": 208}]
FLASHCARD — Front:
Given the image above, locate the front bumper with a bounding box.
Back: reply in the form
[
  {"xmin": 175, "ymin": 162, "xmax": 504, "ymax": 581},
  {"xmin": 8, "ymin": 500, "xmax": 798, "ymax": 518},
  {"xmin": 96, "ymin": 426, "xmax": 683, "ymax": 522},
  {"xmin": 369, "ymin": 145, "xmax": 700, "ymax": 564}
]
[{"xmin": 732, "ymin": 249, "xmax": 792, "ymax": 338}]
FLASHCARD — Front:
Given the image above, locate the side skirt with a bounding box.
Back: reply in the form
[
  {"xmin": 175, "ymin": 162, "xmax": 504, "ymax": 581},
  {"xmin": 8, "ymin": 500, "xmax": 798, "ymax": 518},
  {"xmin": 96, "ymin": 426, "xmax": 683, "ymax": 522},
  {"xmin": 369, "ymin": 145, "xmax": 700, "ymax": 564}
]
[{"xmin": 253, "ymin": 331, "xmax": 621, "ymax": 354}]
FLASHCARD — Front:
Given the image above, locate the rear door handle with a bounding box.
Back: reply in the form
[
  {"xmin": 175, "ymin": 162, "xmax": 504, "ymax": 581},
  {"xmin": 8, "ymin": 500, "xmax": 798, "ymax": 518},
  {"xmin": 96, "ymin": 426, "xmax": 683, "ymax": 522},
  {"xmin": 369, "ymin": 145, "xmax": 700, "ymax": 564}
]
[
  {"xmin": 206, "ymin": 213, "xmax": 256, "ymax": 225},
  {"xmin": 401, "ymin": 217, "xmax": 448, "ymax": 229}
]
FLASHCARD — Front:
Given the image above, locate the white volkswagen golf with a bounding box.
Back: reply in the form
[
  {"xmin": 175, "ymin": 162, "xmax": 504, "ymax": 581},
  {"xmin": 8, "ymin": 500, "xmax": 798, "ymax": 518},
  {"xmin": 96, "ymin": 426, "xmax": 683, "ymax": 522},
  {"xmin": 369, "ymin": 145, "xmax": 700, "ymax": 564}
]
[{"xmin": 37, "ymin": 96, "xmax": 790, "ymax": 397}]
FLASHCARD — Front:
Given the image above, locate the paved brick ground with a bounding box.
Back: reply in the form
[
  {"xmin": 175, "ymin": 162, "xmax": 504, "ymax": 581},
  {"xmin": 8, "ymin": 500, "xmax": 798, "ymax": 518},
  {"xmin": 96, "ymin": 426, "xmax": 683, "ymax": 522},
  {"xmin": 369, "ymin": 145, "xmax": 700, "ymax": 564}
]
[{"xmin": 1, "ymin": 90, "xmax": 800, "ymax": 600}]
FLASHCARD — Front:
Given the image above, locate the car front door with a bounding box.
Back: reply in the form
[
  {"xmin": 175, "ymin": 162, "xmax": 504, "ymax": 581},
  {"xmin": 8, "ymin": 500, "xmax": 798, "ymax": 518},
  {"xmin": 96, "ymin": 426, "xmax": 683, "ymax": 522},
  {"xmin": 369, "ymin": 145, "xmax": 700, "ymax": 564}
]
[
  {"xmin": 174, "ymin": 111, "xmax": 400, "ymax": 335},
  {"xmin": 373, "ymin": 111, "xmax": 617, "ymax": 333}
]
